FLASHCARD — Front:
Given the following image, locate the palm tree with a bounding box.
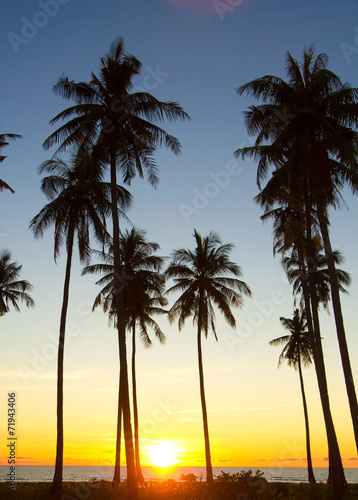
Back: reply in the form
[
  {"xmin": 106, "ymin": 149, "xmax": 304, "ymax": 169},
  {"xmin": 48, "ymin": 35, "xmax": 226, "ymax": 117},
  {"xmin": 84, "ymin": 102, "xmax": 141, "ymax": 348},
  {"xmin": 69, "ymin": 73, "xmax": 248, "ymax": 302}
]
[
  {"xmin": 0, "ymin": 250, "xmax": 34, "ymax": 315},
  {"xmin": 30, "ymin": 149, "xmax": 131, "ymax": 494},
  {"xmin": 256, "ymin": 191, "xmax": 347, "ymax": 492},
  {"xmin": 269, "ymin": 309, "xmax": 316, "ymax": 484},
  {"xmin": 282, "ymin": 248, "xmax": 351, "ymax": 312},
  {"xmin": 82, "ymin": 228, "xmax": 167, "ymax": 485},
  {"xmin": 0, "ymin": 133, "xmax": 22, "ymax": 193},
  {"xmin": 42, "ymin": 38, "xmax": 189, "ymax": 497},
  {"xmin": 235, "ymin": 46, "xmax": 358, "ymax": 463},
  {"xmin": 165, "ymin": 230, "xmax": 251, "ymax": 482},
  {"xmin": 129, "ymin": 294, "xmax": 167, "ymax": 484}
]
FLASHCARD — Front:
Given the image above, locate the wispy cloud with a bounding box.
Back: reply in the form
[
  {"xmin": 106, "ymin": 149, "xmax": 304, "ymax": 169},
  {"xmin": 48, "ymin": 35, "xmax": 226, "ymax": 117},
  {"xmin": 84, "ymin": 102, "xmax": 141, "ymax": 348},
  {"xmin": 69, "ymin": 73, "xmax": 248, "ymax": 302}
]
[
  {"xmin": 258, "ymin": 457, "xmax": 307, "ymax": 464},
  {"xmin": 138, "ymin": 363, "xmax": 268, "ymax": 381},
  {"xmin": 231, "ymin": 406, "xmax": 275, "ymax": 412},
  {"xmin": 81, "ymin": 387, "xmax": 117, "ymax": 393},
  {"xmin": 2, "ymin": 368, "xmax": 94, "ymax": 383},
  {"xmin": 276, "ymin": 458, "xmax": 300, "ymax": 462},
  {"xmin": 169, "ymin": 405, "xmax": 275, "ymax": 415},
  {"xmin": 22, "ymin": 369, "xmax": 93, "ymax": 381}
]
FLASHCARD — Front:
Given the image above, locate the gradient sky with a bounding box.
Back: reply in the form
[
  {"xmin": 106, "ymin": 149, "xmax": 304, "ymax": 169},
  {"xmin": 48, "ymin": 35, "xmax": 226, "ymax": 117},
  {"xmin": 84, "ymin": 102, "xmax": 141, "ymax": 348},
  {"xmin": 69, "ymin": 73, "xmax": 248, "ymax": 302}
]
[{"xmin": 1, "ymin": 0, "xmax": 358, "ymax": 473}]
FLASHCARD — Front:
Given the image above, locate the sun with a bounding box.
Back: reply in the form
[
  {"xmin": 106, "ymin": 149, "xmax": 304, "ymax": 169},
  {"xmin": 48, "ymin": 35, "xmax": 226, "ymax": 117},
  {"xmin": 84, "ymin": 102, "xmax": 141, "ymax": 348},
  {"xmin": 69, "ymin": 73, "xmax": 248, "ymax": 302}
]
[{"xmin": 147, "ymin": 442, "xmax": 180, "ymax": 468}]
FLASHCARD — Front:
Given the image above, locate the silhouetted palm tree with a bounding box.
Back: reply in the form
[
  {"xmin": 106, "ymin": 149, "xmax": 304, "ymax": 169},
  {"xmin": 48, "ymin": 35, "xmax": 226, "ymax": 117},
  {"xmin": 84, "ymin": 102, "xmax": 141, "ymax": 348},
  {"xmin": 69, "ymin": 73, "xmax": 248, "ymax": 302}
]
[
  {"xmin": 0, "ymin": 133, "xmax": 22, "ymax": 193},
  {"xmin": 165, "ymin": 230, "xmax": 251, "ymax": 482},
  {"xmin": 282, "ymin": 248, "xmax": 351, "ymax": 312},
  {"xmin": 270, "ymin": 309, "xmax": 315, "ymax": 484},
  {"xmin": 82, "ymin": 228, "xmax": 166, "ymax": 485},
  {"xmin": 257, "ymin": 193, "xmax": 346, "ymax": 491},
  {"xmin": 30, "ymin": 149, "xmax": 130, "ymax": 493},
  {"xmin": 236, "ymin": 46, "xmax": 358, "ymax": 466},
  {"xmin": 43, "ymin": 38, "xmax": 189, "ymax": 496},
  {"xmin": 0, "ymin": 250, "xmax": 34, "ymax": 315}
]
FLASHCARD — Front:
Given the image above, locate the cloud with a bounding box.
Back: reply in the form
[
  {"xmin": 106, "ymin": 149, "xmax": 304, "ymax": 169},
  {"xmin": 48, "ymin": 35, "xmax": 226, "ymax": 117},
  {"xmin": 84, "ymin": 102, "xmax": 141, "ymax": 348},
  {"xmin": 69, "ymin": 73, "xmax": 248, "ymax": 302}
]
[
  {"xmin": 347, "ymin": 457, "xmax": 358, "ymax": 461},
  {"xmin": 231, "ymin": 406, "xmax": 275, "ymax": 412},
  {"xmin": 170, "ymin": 406, "xmax": 275, "ymax": 415},
  {"xmin": 82, "ymin": 387, "xmax": 117, "ymax": 393},
  {"xmin": 276, "ymin": 458, "xmax": 300, "ymax": 462},
  {"xmin": 39, "ymin": 369, "xmax": 94, "ymax": 381}
]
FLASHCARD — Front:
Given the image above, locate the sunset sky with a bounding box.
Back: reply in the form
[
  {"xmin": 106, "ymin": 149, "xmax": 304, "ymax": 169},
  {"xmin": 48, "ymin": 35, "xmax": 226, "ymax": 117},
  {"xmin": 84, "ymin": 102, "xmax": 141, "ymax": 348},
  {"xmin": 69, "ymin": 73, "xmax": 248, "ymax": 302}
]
[{"xmin": 1, "ymin": 0, "xmax": 358, "ymax": 472}]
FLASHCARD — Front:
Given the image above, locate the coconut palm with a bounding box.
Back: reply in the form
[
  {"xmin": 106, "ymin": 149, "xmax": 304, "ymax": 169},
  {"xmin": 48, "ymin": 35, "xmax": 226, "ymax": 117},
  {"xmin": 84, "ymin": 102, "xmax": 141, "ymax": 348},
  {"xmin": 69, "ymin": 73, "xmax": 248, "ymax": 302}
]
[
  {"xmin": 282, "ymin": 248, "xmax": 351, "ymax": 312},
  {"xmin": 270, "ymin": 309, "xmax": 315, "ymax": 483},
  {"xmin": 235, "ymin": 46, "xmax": 358, "ymax": 464},
  {"xmin": 82, "ymin": 228, "xmax": 167, "ymax": 485},
  {"xmin": 0, "ymin": 133, "xmax": 22, "ymax": 193},
  {"xmin": 165, "ymin": 230, "xmax": 251, "ymax": 482},
  {"xmin": 42, "ymin": 38, "xmax": 189, "ymax": 496},
  {"xmin": 0, "ymin": 249, "xmax": 34, "ymax": 316},
  {"xmin": 30, "ymin": 149, "xmax": 131, "ymax": 494},
  {"xmin": 129, "ymin": 294, "xmax": 167, "ymax": 484},
  {"xmin": 256, "ymin": 190, "xmax": 347, "ymax": 491}
]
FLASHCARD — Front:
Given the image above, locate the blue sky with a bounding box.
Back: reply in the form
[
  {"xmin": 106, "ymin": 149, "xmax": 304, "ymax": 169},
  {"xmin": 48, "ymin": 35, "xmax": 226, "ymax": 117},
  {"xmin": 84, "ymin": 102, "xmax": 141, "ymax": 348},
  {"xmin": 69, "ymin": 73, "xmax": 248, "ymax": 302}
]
[{"xmin": 1, "ymin": 0, "xmax": 358, "ymax": 470}]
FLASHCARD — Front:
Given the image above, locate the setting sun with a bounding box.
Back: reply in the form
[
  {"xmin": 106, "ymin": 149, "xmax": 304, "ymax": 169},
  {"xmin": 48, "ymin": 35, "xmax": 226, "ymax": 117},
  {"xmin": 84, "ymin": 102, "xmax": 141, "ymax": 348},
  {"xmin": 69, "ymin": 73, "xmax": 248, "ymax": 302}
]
[{"xmin": 147, "ymin": 442, "xmax": 180, "ymax": 468}]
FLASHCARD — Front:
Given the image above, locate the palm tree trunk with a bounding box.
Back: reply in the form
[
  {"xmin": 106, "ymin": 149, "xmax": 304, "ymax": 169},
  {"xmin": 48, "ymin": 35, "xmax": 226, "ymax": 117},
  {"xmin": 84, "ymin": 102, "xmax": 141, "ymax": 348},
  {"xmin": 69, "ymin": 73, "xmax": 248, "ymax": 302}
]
[
  {"xmin": 301, "ymin": 260, "xmax": 346, "ymax": 495},
  {"xmin": 197, "ymin": 324, "xmax": 213, "ymax": 483},
  {"xmin": 317, "ymin": 204, "xmax": 358, "ymax": 453},
  {"xmin": 110, "ymin": 152, "xmax": 138, "ymax": 499},
  {"xmin": 132, "ymin": 323, "xmax": 145, "ymax": 484},
  {"xmin": 307, "ymin": 270, "xmax": 346, "ymax": 495},
  {"xmin": 301, "ymin": 203, "xmax": 346, "ymax": 495},
  {"xmin": 297, "ymin": 355, "xmax": 315, "ymax": 483},
  {"xmin": 50, "ymin": 221, "xmax": 75, "ymax": 494},
  {"xmin": 112, "ymin": 367, "xmax": 122, "ymax": 485}
]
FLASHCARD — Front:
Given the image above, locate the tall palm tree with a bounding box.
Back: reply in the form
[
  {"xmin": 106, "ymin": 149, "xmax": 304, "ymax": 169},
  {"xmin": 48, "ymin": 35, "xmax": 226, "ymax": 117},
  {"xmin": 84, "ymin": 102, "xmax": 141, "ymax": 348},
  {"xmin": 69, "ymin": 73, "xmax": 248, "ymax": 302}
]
[
  {"xmin": 165, "ymin": 230, "xmax": 251, "ymax": 482},
  {"xmin": 42, "ymin": 38, "xmax": 189, "ymax": 497},
  {"xmin": 0, "ymin": 133, "xmax": 22, "ymax": 193},
  {"xmin": 82, "ymin": 228, "xmax": 167, "ymax": 485},
  {"xmin": 235, "ymin": 46, "xmax": 358, "ymax": 463},
  {"xmin": 30, "ymin": 149, "xmax": 131, "ymax": 494},
  {"xmin": 129, "ymin": 294, "xmax": 167, "ymax": 484},
  {"xmin": 269, "ymin": 309, "xmax": 316, "ymax": 484},
  {"xmin": 256, "ymin": 189, "xmax": 347, "ymax": 492},
  {"xmin": 0, "ymin": 250, "xmax": 34, "ymax": 315}
]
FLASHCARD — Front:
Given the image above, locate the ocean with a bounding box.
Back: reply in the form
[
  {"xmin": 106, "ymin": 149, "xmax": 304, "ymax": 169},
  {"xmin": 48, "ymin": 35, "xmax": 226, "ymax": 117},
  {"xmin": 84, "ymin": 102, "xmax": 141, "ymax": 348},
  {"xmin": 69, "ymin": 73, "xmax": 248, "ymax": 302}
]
[{"xmin": 1, "ymin": 465, "xmax": 357, "ymax": 484}]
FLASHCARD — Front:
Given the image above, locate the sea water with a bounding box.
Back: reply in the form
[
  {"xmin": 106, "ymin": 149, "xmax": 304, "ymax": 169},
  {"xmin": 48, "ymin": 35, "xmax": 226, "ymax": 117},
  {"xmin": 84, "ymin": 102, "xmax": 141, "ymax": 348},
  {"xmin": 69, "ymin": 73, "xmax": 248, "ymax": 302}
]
[{"xmin": 0, "ymin": 465, "xmax": 357, "ymax": 483}]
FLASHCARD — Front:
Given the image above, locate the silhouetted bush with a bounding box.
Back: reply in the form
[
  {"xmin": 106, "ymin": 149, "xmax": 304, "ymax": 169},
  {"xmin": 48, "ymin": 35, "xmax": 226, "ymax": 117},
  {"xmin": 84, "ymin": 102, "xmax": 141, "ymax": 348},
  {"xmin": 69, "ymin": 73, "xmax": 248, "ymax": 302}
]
[{"xmin": 180, "ymin": 473, "xmax": 197, "ymax": 482}]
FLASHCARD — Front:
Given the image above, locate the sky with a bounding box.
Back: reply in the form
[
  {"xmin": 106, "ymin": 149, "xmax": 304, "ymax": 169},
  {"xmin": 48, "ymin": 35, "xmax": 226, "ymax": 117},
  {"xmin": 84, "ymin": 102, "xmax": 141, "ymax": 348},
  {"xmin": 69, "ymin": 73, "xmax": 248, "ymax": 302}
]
[{"xmin": 1, "ymin": 0, "xmax": 358, "ymax": 475}]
